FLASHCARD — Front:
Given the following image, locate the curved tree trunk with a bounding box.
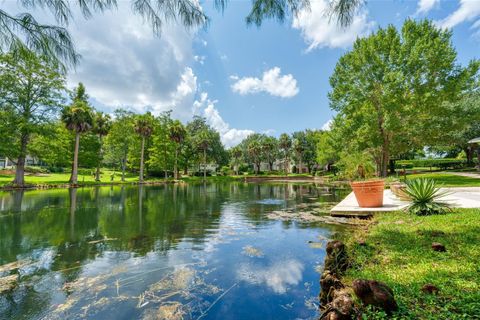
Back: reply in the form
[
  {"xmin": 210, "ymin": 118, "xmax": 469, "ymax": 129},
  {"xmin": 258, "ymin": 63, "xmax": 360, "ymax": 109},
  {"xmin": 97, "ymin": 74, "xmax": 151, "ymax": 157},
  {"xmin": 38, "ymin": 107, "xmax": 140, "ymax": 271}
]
[
  {"xmin": 70, "ymin": 132, "xmax": 80, "ymax": 185},
  {"xmin": 13, "ymin": 133, "xmax": 29, "ymax": 187},
  {"xmin": 139, "ymin": 136, "xmax": 145, "ymax": 183}
]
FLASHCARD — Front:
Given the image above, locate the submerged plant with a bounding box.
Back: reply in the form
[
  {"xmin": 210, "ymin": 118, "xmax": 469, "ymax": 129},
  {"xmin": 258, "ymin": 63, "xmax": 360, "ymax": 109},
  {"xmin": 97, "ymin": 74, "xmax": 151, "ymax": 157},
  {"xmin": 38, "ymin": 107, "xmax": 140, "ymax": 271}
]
[{"xmin": 404, "ymin": 178, "xmax": 450, "ymax": 216}]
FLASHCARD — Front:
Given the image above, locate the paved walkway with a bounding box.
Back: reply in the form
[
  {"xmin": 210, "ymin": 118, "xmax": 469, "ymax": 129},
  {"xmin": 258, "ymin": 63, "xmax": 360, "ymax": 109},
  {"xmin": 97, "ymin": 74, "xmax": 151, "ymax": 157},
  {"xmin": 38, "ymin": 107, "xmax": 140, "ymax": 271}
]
[{"xmin": 330, "ymin": 187, "xmax": 480, "ymax": 217}]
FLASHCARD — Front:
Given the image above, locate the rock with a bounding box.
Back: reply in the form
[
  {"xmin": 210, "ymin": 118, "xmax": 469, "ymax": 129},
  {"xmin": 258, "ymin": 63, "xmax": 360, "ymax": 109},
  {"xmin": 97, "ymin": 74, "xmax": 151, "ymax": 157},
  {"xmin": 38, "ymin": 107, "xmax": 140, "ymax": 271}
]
[
  {"xmin": 421, "ymin": 284, "xmax": 439, "ymax": 295},
  {"xmin": 324, "ymin": 241, "xmax": 349, "ymax": 275},
  {"xmin": 431, "ymin": 242, "xmax": 446, "ymax": 252},
  {"xmin": 352, "ymin": 279, "xmax": 398, "ymax": 314},
  {"xmin": 320, "ymin": 289, "xmax": 356, "ymax": 320},
  {"xmin": 319, "ymin": 270, "xmax": 344, "ymax": 305}
]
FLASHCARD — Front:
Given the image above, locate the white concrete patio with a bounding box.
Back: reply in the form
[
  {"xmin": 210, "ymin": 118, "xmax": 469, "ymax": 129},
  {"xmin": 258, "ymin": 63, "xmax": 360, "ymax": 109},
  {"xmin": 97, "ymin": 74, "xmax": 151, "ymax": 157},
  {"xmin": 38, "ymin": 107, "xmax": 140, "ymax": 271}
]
[{"xmin": 330, "ymin": 187, "xmax": 480, "ymax": 217}]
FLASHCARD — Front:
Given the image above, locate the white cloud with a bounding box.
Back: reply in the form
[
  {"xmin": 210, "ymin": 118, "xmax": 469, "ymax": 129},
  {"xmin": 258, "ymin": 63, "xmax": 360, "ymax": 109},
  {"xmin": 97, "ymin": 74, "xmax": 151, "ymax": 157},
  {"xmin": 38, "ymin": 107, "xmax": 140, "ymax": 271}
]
[
  {"xmin": 292, "ymin": 0, "xmax": 375, "ymax": 50},
  {"xmin": 194, "ymin": 55, "xmax": 206, "ymax": 65},
  {"xmin": 237, "ymin": 259, "xmax": 304, "ymax": 294},
  {"xmin": 231, "ymin": 67, "xmax": 299, "ymax": 98},
  {"xmin": 437, "ymin": 0, "xmax": 480, "ymax": 29},
  {"xmin": 50, "ymin": 3, "xmax": 201, "ymax": 120},
  {"xmin": 194, "ymin": 93, "xmax": 254, "ymax": 148},
  {"xmin": 416, "ymin": 0, "xmax": 440, "ymax": 15},
  {"xmin": 321, "ymin": 119, "xmax": 333, "ymax": 131}
]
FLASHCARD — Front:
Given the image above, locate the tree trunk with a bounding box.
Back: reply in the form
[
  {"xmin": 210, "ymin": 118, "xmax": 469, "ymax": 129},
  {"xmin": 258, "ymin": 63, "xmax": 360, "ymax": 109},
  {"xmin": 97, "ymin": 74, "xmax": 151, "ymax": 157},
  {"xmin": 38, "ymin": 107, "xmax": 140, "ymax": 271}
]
[
  {"xmin": 174, "ymin": 146, "xmax": 178, "ymax": 180},
  {"xmin": 95, "ymin": 135, "xmax": 103, "ymax": 182},
  {"xmin": 139, "ymin": 136, "xmax": 145, "ymax": 183},
  {"xmin": 299, "ymin": 157, "xmax": 303, "ymax": 174},
  {"xmin": 477, "ymin": 146, "xmax": 480, "ymax": 172},
  {"xmin": 121, "ymin": 156, "xmax": 126, "ymax": 182},
  {"xmin": 70, "ymin": 132, "xmax": 80, "ymax": 185},
  {"xmin": 203, "ymin": 148, "xmax": 207, "ymax": 181},
  {"xmin": 465, "ymin": 146, "xmax": 473, "ymax": 165},
  {"xmin": 269, "ymin": 161, "xmax": 273, "ymax": 171},
  {"xmin": 381, "ymin": 143, "xmax": 389, "ymax": 177},
  {"xmin": 13, "ymin": 133, "xmax": 29, "ymax": 187}
]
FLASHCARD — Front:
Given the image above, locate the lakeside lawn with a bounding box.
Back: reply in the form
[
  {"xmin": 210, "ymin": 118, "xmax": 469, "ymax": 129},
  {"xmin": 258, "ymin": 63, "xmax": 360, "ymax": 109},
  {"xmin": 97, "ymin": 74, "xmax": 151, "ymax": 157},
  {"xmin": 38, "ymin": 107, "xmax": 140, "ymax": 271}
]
[
  {"xmin": 342, "ymin": 209, "xmax": 480, "ymax": 319},
  {"xmin": 405, "ymin": 172, "xmax": 480, "ymax": 187}
]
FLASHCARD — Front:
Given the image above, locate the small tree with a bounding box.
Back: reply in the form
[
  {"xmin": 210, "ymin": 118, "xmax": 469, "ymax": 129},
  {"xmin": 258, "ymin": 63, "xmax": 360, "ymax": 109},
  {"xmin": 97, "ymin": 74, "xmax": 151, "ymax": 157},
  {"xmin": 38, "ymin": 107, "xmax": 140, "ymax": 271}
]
[
  {"xmin": 93, "ymin": 112, "xmax": 111, "ymax": 181},
  {"xmin": 134, "ymin": 112, "xmax": 154, "ymax": 183},
  {"xmin": 169, "ymin": 120, "xmax": 186, "ymax": 180},
  {"xmin": 61, "ymin": 100, "xmax": 94, "ymax": 184},
  {"xmin": 279, "ymin": 133, "xmax": 292, "ymax": 175},
  {"xmin": 0, "ymin": 49, "xmax": 65, "ymax": 187}
]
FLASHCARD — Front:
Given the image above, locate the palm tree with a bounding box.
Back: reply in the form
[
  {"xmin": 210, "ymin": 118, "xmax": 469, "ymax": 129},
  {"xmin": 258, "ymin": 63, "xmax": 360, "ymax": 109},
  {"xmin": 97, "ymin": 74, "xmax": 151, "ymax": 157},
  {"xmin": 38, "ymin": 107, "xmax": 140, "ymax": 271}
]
[
  {"xmin": 196, "ymin": 129, "xmax": 212, "ymax": 181},
  {"xmin": 279, "ymin": 133, "xmax": 292, "ymax": 175},
  {"xmin": 293, "ymin": 138, "xmax": 304, "ymax": 174},
  {"xmin": 230, "ymin": 146, "xmax": 243, "ymax": 175},
  {"xmin": 61, "ymin": 101, "xmax": 94, "ymax": 185},
  {"xmin": 93, "ymin": 112, "xmax": 112, "ymax": 181},
  {"xmin": 134, "ymin": 113, "xmax": 154, "ymax": 183},
  {"xmin": 169, "ymin": 120, "xmax": 186, "ymax": 180},
  {"xmin": 247, "ymin": 140, "xmax": 262, "ymax": 175}
]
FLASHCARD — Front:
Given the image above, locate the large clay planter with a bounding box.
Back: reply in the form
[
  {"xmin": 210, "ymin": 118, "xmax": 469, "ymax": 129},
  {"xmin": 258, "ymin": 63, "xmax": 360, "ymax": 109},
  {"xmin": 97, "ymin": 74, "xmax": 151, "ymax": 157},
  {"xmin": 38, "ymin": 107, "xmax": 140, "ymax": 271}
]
[{"xmin": 350, "ymin": 180, "xmax": 385, "ymax": 208}]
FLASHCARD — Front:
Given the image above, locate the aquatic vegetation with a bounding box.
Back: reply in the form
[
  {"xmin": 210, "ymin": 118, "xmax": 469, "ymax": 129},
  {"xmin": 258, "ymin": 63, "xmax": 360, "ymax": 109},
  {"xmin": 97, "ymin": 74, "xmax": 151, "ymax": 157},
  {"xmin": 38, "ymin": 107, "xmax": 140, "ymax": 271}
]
[{"xmin": 242, "ymin": 245, "xmax": 264, "ymax": 258}]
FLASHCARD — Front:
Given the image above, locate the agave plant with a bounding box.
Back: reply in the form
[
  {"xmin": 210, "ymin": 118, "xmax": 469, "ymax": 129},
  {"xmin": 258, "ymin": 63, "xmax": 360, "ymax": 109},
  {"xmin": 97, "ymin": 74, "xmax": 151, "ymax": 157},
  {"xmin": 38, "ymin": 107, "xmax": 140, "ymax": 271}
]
[{"xmin": 404, "ymin": 178, "xmax": 451, "ymax": 216}]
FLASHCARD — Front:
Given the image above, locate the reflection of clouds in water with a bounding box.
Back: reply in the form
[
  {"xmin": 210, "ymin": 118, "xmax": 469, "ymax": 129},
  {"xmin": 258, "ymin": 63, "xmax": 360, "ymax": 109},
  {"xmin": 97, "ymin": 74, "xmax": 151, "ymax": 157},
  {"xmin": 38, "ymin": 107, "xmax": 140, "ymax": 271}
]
[{"xmin": 237, "ymin": 259, "xmax": 304, "ymax": 294}]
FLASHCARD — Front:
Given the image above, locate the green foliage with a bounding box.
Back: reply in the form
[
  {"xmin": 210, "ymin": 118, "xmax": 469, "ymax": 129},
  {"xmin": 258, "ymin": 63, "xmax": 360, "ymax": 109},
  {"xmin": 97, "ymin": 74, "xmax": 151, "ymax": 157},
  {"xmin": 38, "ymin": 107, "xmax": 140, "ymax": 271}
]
[
  {"xmin": 404, "ymin": 178, "xmax": 450, "ymax": 216},
  {"xmin": 337, "ymin": 152, "xmax": 376, "ymax": 180},
  {"xmin": 396, "ymin": 158, "xmax": 476, "ymax": 170},
  {"xmin": 329, "ymin": 19, "xmax": 479, "ymax": 177}
]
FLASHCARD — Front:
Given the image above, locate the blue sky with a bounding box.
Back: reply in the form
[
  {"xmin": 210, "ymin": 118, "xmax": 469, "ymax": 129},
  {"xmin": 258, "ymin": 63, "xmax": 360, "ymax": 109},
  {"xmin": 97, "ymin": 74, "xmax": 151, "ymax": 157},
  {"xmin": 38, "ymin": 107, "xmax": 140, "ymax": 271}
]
[{"xmin": 10, "ymin": 0, "xmax": 479, "ymax": 147}]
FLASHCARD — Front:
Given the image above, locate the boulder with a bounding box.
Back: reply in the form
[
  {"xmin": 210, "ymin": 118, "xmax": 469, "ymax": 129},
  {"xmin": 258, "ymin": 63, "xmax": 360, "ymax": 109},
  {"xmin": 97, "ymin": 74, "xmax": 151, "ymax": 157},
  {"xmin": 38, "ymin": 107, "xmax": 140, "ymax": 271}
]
[
  {"xmin": 431, "ymin": 242, "xmax": 446, "ymax": 252},
  {"xmin": 319, "ymin": 270, "xmax": 344, "ymax": 305},
  {"xmin": 352, "ymin": 279, "xmax": 398, "ymax": 314},
  {"xmin": 320, "ymin": 289, "xmax": 356, "ymax": 320}
]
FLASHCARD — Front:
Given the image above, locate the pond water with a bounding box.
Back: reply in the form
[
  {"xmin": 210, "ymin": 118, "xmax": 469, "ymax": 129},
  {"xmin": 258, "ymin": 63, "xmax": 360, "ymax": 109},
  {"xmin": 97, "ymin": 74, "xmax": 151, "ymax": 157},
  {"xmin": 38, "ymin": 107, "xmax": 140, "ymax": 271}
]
[{"xmin": 0, "ymin": 182, "xmax": 349, "ymax": 320}]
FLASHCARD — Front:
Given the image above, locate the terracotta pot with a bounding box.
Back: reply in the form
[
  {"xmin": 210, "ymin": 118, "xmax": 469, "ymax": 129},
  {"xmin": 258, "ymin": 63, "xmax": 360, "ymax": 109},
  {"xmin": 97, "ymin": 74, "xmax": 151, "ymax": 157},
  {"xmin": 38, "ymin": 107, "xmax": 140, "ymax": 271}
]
[
  {"xmin": 390, "ymin": 182, "xmax": 410, "ymax": 201},
  {"xmin": 350, "ymin": 180, "xmax": 385, "ymax": 208}
]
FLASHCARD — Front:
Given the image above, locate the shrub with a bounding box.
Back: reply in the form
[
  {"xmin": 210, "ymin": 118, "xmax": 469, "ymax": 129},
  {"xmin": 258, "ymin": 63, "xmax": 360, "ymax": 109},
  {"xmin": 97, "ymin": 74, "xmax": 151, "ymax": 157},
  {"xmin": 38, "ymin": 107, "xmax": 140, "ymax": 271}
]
[
  {"xmin": 404, "ymin": 178, "xmax": 451, "ymax": 216},
  {"xmin": 25, "ymin": 166, "xmax": 48, "ymax": 174},
  {"xmin": 337, "ymin": 152, "xmax": 376, "ymax": 180}
]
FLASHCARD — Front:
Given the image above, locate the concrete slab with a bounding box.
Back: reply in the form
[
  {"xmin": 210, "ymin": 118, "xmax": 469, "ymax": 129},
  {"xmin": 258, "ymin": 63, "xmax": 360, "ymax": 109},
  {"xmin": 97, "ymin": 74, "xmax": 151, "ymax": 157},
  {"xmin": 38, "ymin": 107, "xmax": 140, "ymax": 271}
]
[{"xmin": 330, "ymin": 187, "xmax": 480, "ymax": 217}]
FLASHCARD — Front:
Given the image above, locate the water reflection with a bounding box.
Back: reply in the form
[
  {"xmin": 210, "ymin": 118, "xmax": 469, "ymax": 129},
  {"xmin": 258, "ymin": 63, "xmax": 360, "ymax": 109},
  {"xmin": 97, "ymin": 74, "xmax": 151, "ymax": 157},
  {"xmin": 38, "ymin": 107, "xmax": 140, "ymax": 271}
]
[{"xmin": 0, "ymin": 182, "xmax": 348, "ymax": 319}]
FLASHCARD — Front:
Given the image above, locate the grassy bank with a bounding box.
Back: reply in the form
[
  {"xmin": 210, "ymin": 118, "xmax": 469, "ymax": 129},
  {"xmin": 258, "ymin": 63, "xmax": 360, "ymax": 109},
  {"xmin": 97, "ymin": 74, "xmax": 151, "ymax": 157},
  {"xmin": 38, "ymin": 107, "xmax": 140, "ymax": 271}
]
[
  {"xmin": 0, "ymin": 171, "xmax": 316, "ymax": 189},
  {"xmin": 342, "ymin": 209, "xmax": 480, "ymax": 319}
]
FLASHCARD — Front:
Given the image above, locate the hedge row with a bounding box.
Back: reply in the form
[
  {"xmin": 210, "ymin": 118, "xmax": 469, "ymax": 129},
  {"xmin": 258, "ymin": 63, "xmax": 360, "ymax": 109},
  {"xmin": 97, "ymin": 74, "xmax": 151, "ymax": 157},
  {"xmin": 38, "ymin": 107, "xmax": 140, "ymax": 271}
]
[{"xmin": 395, "ymin": 158, "xmax": 478, "ymax": 170}]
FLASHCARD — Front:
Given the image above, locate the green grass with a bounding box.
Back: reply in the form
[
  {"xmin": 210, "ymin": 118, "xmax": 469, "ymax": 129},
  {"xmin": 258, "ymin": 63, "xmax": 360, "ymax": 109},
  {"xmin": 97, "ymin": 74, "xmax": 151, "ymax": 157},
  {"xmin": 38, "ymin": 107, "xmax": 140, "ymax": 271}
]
[
  {"xmin": 0, "ymin": 170, "xmax": 139, "ymax": 187},
  {"xmin": 342, "ymin": 209, "xmax": 480, "ymax": 319},
  {"xmin": 405, "ymin": 172, "xmax": 480, "ymax": 187}
]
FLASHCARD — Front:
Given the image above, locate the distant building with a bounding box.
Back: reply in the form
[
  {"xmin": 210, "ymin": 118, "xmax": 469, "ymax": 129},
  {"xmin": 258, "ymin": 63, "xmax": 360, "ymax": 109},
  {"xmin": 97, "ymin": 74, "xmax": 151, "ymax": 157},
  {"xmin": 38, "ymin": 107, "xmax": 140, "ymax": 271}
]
[{"xmin": 0, "ymin": 156, "xmax": 41, "ymax": 169}]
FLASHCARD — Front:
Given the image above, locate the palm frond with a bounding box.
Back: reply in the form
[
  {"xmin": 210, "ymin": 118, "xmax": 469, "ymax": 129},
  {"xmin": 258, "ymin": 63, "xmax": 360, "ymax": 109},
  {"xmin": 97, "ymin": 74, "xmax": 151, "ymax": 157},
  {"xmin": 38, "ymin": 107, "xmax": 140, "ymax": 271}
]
[
  {"xmin": 246, "ymin": 0, "xmax": 310, "ymax": 26},
  {"xmin": 327, "ymin": 0, "xmax": 364, "ymax": 28}
]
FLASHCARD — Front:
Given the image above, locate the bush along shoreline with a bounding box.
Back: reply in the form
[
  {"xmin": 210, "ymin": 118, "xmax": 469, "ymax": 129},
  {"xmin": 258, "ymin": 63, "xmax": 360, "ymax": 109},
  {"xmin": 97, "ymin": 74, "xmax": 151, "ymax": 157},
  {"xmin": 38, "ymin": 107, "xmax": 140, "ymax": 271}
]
[{"xmin": 324, "ymin": 209, "xmax": 480, "ymax": 319}]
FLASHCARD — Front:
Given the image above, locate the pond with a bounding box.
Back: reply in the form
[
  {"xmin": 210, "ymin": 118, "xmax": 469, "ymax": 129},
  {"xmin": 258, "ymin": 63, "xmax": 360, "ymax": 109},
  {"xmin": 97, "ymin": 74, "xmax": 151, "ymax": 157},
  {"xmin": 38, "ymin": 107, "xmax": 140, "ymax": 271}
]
[{"xmin": 0, "ymin": 182, "xmax": 349, "ymax": 320}]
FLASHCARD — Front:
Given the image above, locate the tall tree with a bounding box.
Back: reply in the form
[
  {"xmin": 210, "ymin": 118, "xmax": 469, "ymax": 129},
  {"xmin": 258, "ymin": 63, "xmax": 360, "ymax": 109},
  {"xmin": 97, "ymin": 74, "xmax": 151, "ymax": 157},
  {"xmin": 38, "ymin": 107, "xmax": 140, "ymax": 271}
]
[
  {"xmin": 292, "ymin": 131, "xmax": 307, "ymax": 173},
  {"xmin": 261, "ymin": 136, "xmax": 278, "ymax": 171},
  {"xmin": 104, "ymin": 109, "xmax": 135, "ymax": 181},
  {"xmin": 134, "ymin": 112, "xmax": 154, "ymax": 183},
  {"xmin": 169, "ymin": 120, "xmax": 187, "ymax": 180},
  {"xmin": 93, "ymin": 112, "xmax": 112, "ymax": 181},
  {"xmin": 329, "ymin": 19, "xmax": 479, "ymax": 177},
  {"xmin": 195, "ymin": 129, "xmax": 214, "ymax": 181},
  {"xmin": 61, "ymin": 86, "xmax": 94, "ymax": 184},
  {"xmin": 0, "ymin": 50, "xmax": 65, "ymax": 187},
  {"xmin": 230, "ymin": 146, "xmax": 243, "ymax": 175},
  {"xmin": 279, "ymin": 133, "xmax": 292, "ymax": 175}
]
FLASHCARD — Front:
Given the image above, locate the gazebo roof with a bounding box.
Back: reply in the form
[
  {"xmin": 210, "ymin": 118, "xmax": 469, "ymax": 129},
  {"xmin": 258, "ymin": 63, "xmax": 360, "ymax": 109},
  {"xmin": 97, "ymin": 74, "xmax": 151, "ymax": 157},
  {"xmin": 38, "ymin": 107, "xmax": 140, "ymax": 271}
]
[{"xmin": 468, "ymin": 137, "xmax": 480, "ymax": 144}]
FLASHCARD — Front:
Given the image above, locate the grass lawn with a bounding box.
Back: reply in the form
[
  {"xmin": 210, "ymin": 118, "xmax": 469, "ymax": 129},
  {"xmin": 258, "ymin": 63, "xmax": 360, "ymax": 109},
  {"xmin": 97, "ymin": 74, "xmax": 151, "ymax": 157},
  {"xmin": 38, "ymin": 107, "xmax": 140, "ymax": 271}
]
[
  {"xmin": 405, "ymin": 172, "xmax": 480, "ymax": 187},
  {"xmin": 342, "ymin": 209, "xmax": 480, "ymax": 319},
  {"xmin": 0, "ymin": 170, "xmax": 139, "ymax": 187}
]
